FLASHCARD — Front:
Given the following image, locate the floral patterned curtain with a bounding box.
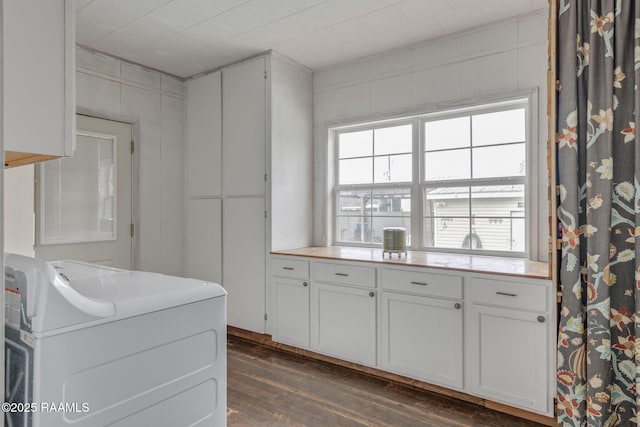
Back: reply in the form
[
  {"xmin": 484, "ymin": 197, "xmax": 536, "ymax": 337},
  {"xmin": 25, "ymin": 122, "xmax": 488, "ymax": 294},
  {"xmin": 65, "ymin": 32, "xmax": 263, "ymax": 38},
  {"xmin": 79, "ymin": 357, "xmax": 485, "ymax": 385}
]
[{"xmin": 556, "ymin": 1, "xmax": 640, "ymax": 425}]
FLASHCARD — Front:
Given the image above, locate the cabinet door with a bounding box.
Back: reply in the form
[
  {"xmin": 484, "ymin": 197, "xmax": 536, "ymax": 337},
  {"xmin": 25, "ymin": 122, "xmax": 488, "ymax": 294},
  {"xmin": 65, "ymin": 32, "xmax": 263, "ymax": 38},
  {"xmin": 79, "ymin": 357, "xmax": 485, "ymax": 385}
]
[
  {"xmin": 223, "ymin": 197, "xmax": 266, "ymax": 333},
  {"xmin": 311, "ymin": 282, "xmax": 376, "ymax": 365},
  {"xmin": 185, "ymin": 199, "xmax": 221, "ymax": 284},
  {"xmin": 222, "ymin": 57, "xmax": 266, "ymax": 196},
  {"xmin": 381, "ymin": 292, "xmax": 463, "ymax": 388},
  {"xmin": 272, "ymin": 277, "xmax": 310, "ymax": 348},
  {"xmin": 186, "ymin": 71, "xmax": 222, "ymax": 197},
  {"xmin": 469, "ymin": 305, "xmax": 550, "ymax": 414},
  {"xmin": 5, "ymin": 0, "xmax": 74, "ymax": 157}
]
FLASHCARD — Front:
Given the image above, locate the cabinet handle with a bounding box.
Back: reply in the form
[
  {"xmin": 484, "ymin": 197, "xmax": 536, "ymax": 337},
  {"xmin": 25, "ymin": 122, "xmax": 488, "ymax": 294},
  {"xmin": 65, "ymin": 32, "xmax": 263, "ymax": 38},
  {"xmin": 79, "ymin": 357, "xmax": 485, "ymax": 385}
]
[
  {"xmin": 454, "ymin": 303, "xmax": 461, "ymax": 309},
  {"xmin": 303, "ymin": 282, "xmax": 308, "ymax": 287},
  {"xmin": 410, "ymin": 281, "xmax": 428, "ymax": 286},
  {"xmin": 537, "ymin": 316, "xmax": 546, "ymax": 323},
  {"xmin": 369, "ymin": 291, "xmax": 375, "ymax": 297},
  {"xmin": 282, "ymin": 267, "xmax": 294, "ymax": 271},
  {"xmin": 496, "ymin": 291, "xmax": 517, "ymax": 297},
  {"xmin": 335, "ymin": 273, "xmax": 349, "ymax": 277}
]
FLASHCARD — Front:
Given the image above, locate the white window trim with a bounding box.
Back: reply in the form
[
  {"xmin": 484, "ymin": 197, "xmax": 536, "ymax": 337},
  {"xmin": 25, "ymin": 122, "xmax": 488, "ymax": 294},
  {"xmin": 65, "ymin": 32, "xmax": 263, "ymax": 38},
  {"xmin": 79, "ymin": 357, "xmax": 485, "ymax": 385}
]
[{"xmin": 326, "ymin": 92, "xmax": 537, "ymax": 258}]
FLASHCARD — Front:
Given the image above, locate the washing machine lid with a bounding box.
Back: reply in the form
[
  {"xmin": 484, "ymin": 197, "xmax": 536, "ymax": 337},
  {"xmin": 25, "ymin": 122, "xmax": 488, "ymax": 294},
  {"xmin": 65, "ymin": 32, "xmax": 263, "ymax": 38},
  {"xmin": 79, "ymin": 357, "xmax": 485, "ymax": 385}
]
[
  {"xmin": 5, "ymin": 254, "xmax": 226, "ymax": 334},
  {"xmin": 52, "ymin": 260, "xmax": 226, "ymax": 320}
]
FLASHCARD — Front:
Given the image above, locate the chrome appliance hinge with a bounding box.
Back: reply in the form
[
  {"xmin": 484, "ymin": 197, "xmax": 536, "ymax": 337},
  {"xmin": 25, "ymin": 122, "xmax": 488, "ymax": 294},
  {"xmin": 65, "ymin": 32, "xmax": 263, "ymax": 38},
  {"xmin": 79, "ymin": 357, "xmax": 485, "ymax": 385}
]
[
  {"xmin": 131, "ymin": 140, "xmax": 135, "ymax": 154},
  {"xmin": 130, "ymin": 223, "xmax": 134, "ymax": 237}
]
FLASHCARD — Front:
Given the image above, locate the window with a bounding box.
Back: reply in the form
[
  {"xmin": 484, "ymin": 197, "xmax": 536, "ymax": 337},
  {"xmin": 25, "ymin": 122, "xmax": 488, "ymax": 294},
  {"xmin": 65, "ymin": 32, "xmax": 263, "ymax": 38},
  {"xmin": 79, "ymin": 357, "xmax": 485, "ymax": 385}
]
[
  {"xmin": 39, "ymin": 131, "xmax": 117, "ymax": 245},
  {"xmin": 332, "ymin": 98, "xmax": 530, "ymax": 255},
  {"xmin": 335, "ymin": 123, "xmax": 413, "ymax": 245}
]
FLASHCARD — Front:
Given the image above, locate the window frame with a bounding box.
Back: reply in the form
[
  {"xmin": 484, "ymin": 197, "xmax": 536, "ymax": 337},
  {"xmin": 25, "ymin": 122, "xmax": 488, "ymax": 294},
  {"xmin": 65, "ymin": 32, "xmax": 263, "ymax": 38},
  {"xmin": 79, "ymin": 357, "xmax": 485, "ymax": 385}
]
[{"xmin": 330, "ymin": 95, "xmax": 533, "ymax": 257}]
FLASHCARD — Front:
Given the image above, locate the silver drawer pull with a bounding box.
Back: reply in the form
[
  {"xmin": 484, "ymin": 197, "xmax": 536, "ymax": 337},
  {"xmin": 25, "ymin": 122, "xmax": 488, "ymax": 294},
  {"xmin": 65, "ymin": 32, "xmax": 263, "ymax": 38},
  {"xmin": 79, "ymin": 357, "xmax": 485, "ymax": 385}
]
[
  {"xmin": 496, "ymin": 291, "xmax": 517, "ymax": 297},
  {"xmin": 410, "ymin": 281, "xmax": 428, "ymax": 286},
  {"xmin": 335, "ymin": 273, "xmax": 349, "ymax": 277},
  {"xmin": 282, "ymin": 267, "xmax": 294, "ymax": 271}
]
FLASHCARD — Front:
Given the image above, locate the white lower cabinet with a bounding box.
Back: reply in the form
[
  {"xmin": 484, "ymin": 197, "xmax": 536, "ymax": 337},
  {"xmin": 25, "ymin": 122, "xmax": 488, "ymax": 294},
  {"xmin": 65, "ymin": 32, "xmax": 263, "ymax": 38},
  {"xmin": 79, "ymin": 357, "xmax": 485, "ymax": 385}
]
[
  {"xmin": 469, "ymin": 304, "xmax": 550, "ymax": 414},
  {"xmin": 311, "ymin": 282, "xmax": 377, "ymax": 366},
  {"xmin": 272, "ymin": 277, "xmax": 310, "ymax": 348},
  {"xmin": 381, "ymin": 292, "xmax": 463, "ymax": 388},
  {"xmin": 270, "ymin": 255, "xmax": 554, "ymax": 417}
]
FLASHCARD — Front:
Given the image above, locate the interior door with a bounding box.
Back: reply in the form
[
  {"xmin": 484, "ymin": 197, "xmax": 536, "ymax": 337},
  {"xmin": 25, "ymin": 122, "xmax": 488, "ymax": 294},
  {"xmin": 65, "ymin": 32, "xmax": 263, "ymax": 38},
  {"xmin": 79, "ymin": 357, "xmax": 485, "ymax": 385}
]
[{"xmin": 35, "ymin": 114, "xmax": 133, "ymax": 268}]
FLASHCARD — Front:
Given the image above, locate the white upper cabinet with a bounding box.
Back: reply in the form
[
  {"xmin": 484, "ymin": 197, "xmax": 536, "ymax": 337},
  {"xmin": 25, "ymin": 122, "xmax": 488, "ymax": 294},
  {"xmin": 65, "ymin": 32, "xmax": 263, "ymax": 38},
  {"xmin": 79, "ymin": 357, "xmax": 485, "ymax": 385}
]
[
  {"xmin": 4, "ymin": 0, "xmax": 75, "ymax": 166},
  {"xmin": 222, "ymin": 57, "xmax": 267, "ymax": 197},
  {"xmin": 186, "ymin": 71, "xmax": 222, "ymax": 198}
]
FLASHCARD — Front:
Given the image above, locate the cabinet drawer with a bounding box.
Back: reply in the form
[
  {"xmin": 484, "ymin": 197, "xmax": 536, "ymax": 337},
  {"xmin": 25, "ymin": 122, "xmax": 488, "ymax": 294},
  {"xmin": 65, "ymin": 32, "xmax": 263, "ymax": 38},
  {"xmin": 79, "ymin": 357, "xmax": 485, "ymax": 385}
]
[
  {"xmin": 470, "ymin": 276, "xmax": 548, "ymax": 312},
  {"xmin": 313, "ymin": 262, "xmax": 375, "ymax": 288},
  {"xmin": 382, "ymin": 268, "xmax": 462, "ymax": 300},
  {"xmin": 272, "ymin": 258, "xmax": 309, "ymax": 279}
]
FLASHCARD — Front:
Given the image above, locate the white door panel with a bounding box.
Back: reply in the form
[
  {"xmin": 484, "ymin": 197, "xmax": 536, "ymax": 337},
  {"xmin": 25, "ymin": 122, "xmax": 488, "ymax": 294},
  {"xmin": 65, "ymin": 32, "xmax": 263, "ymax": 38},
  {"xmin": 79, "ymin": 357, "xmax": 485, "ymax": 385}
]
[
  {"xmin": 186, "ymin": 71, "xmax": 222, "ymax": 198},
  {"xmin": 223, "ymin": 197, "xmax": 266, "ymax": 333},
  {"xmin": 185, "ymin": 199, "xmax": 221, "ymax": 284},
  {"xmin": 469, "ymin": 305, "xmax": 549, "ymax": 413},
  {"xmin": 311, "ymin": 282, "xmax": 376, "ymax": 365},
  {"xmin": 222, "ymin": 58, "xmax": 266, "ymax": 196},
  {"xmin": 381, "ymin": 292, "xmax": 463, "ymax": 388}
]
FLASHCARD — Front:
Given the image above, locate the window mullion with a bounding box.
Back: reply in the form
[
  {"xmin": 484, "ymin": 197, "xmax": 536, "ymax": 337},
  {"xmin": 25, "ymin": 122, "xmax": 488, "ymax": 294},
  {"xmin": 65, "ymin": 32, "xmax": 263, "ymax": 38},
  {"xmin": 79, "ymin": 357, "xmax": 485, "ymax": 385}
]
[
  {"xmin": 413, "ymin": 118, "xmax": 421, "ymax": 249},
  {"xmin": 469, "ymin": 115, "xmax": 473, "ymax": 243}
]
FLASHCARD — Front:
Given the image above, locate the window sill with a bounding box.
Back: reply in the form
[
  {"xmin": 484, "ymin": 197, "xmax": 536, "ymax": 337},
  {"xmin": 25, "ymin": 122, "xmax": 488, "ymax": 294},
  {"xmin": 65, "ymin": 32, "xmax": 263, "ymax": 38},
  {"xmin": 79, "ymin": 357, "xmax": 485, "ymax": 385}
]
[{"xmin": 270, "ymin": 246, "xmax": 549, "ymax": 280}]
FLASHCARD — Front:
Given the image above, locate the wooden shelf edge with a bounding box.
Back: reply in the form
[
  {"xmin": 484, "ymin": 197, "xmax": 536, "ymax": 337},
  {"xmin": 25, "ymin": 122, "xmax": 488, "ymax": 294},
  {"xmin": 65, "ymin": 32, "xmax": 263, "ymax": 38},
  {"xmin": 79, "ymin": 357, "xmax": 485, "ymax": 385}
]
[
  {"xmin": 228, "ymin": 326, "xmax": 556, "ymax": 426},
  {"xmin": 5, "ymin": 150, "xmax": 60, "ymax": 168}
]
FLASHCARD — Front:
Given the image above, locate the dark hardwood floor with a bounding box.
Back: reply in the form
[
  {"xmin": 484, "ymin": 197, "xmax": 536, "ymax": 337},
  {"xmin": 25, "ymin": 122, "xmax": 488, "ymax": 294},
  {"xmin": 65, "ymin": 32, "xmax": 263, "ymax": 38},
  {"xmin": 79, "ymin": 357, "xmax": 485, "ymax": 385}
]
[{"xmin": 227, "ymin": 336, "xmax": 546, "ymax": 427}]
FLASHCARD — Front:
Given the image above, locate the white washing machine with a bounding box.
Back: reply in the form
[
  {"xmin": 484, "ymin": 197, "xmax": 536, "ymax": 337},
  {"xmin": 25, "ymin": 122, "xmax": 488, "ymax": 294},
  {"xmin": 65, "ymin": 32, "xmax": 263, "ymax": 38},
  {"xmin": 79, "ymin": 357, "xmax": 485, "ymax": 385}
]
[{"xmin": 4, "ymin": 254, "xmax": 227, "ymax": 427}]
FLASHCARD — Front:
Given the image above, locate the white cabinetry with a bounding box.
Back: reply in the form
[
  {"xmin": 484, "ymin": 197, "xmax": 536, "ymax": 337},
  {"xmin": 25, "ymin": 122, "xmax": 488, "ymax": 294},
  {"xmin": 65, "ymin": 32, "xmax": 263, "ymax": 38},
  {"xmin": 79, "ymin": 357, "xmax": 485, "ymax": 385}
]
[
  {"xmin": 185, "ymin": 198, "xmax": 221, "ymax": 284},
  {"xmin": 310, "ymin": 262, "xmax": 377, "ymax": 365},
  {"xmin": 271, "ymin": 258, "xmax": 310, "ymax": 348},
  {"xmin": 184, "ymin": 71, "xmax": 222, "ymax": 285},
  {"xmin": 220, "ymin": 58, "xmax": 268, "ymax": 333},
  {"xmin": 311, "ymin": 282, "xmax": 377, "ymax": 366},
  {"xmin": 4, "ymin": 0, "xmax": 75, "ymax": 166},
  {"xmin": 223, "ymin": 198, "xmax": 266, "ymax": 332},
  {"xmin": 381, "ymin": 268, "xmax": 463, "ymax": 388},
  {"xmin": 269, "ymin": 255, "xmax": 554, "ymax": 418},
  {"xmin": 186, "ymin": 71, "xmax": 222, "ymax": 198},
  {"xmin": 468, "ymin": 275, "xmax": 552, "ymax": 414},
  {"xmin": 185, "ymin": 54, "xmax": 312, "ymax": 334},
  {"xmin": 222, "ymin": 58, "xmax": 266, "ymax": 197}
]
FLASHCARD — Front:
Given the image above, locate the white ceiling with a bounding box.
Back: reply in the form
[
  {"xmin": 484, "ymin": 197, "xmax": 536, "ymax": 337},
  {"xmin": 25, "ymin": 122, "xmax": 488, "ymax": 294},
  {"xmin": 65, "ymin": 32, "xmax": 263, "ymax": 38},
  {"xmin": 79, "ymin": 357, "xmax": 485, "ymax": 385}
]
[{"xmin": 75, "ymin": 0, "xmax": 548, "ymax": 78}]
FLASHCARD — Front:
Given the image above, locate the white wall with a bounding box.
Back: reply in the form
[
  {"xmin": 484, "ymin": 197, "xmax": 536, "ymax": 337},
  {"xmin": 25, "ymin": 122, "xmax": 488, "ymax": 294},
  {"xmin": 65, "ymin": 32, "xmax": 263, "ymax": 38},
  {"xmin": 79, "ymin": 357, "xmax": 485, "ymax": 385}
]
[
  {"xmin": 270, "ymin": 54, "xmax": 314, "ymax": 250},
  {"xmin": 75, "ymin": 47, "xmax": 186, "ymax": 275},
  {"xmin": 4, "ymin": 165, "xmax": 34, "ymax": 256},
  {"xmin": 312, "ymin": 10, "xmax": 549, "ymax": 262}
]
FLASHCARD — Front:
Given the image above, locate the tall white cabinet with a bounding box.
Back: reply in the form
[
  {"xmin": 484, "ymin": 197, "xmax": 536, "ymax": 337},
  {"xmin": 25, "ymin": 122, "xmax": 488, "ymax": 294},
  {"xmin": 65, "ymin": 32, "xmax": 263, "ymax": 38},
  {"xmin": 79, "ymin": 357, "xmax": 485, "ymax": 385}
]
[
  {"xmin": 185, "ymin": 53, "xmax": 313, "ymax": 334},
  {"xmin": 4, "ymin": 0, "xmax": 75, "ymax": 166}
]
